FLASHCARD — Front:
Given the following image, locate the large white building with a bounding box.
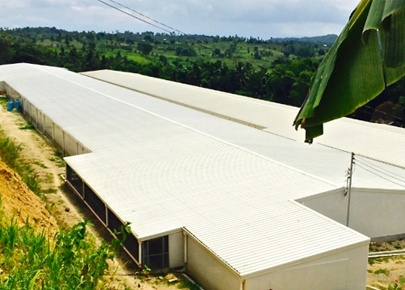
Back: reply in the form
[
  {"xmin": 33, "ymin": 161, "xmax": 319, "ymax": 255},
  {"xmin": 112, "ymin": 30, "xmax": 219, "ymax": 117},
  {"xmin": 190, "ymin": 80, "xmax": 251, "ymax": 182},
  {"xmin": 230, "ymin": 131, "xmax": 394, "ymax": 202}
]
[{"xmin": 1, "ymin": 63, "xmax": 405, "ymax": 290}]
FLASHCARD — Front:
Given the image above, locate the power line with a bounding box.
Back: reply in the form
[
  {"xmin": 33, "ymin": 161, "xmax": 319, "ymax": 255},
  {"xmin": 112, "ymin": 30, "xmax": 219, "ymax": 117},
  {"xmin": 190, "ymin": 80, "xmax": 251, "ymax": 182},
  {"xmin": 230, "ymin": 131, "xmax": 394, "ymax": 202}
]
[
  {"xmin": 106, "ymin": 0, "xmax": 187, "ymax": 36},
  {"xmin": 354, "ymin": 155, "xmax": 405, "ymax": 188},
  {"xmin": 355, "ymin": 163, "xmax": 405, "ymax": 188},
  {"xmin": 363, "ymin": 104, "xmax": 405, "ymax": 123},
  {"xmin": 355, "ymin": 157, "xmax": 405, "ymax": 184},
  {"xmin": 95, "ymin": 0, "xmax": 221, "ymax": 54},
  {"xmin": 95, "ymin": 0, "xmax": 173, "ymax": 34}
]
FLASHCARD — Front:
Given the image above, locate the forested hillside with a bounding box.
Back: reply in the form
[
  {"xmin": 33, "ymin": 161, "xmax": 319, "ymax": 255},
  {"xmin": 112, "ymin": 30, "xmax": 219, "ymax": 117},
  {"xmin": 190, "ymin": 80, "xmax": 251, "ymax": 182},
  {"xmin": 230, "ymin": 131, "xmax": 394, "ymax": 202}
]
[{"xmin": 1, "ymin": 27, "xmax": 404, "ymax": 126}]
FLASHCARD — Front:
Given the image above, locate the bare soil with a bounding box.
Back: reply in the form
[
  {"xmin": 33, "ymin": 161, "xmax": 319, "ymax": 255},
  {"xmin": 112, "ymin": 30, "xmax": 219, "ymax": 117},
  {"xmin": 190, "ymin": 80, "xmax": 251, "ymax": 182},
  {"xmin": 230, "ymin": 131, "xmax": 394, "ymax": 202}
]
[
  {"xmin": 0, "ymin": 102, "xmax": 188, "ymax": 290},
  {"xmin": 367, "ymin": 240, "xmax": 405, "ymax": 290}
]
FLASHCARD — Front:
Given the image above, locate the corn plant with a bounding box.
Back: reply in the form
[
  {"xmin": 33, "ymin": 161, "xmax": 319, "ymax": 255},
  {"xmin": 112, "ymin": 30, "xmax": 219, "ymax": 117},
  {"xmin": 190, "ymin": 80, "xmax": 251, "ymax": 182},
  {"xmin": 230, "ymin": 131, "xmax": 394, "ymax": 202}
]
[{"xmin": 0, "ymin": 210, "xmax": 127, "ymax": 290}]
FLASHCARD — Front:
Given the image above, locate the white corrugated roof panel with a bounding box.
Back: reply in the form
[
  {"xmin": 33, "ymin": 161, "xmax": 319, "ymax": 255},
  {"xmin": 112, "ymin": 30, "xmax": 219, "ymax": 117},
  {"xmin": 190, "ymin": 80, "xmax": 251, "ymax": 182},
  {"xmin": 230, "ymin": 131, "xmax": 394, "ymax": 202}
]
[
  {"xmin": 79, "ymin": 70, "xmax": 405, "ymax": 190},
  {"xmin": 83, "ymin": 69, "xmax": 405, "ymax": 169},
  {"xmin": 185, "ymin": 202, "xmax": 367, "ymax": 276},
  {"xmin": 0, "ymin": 63, "xmax": 371, "ymax": 277}
]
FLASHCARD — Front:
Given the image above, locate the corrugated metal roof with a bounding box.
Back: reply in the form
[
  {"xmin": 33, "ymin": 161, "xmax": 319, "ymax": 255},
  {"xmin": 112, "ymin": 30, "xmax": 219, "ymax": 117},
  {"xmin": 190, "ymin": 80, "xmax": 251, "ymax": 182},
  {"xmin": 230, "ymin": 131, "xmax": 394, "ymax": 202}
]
[
  {"xmin": 0, "ymin": 63, "xmax": 371, "ymax": 276},
  {"xmin": 82, "ymin": 69, "xmax": 405, "ymax": 190},
  {"xmin": 83, "ymin": 69, "xmax": 405, "ymax": 169},
  {"xmin": 185, "ymin": 202, "xmax": 367, "ymax": 276}
]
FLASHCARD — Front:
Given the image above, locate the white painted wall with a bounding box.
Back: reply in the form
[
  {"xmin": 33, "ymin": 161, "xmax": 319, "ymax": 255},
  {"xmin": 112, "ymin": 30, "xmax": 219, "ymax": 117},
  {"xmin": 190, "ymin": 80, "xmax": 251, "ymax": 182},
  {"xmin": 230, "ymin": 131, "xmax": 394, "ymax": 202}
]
[
  {"xmin": 169, "ymin": 232, "xmax": 184, "ymax": 269},
  {"xmin": 299, "ymin": 188, "xmax": 405, "ymax": 240},
  {"xmin": 54, "ymin": 124, "xmax": 64, "ymax": 153},
  {"xmin": 0, "ymin": 81, "xmax": 5, "ymax": 91},
  {"xmin": 187, "ymin": 236, "xmax": 241, "ymax": 290},
  {"xmin": 186, "ymin": 233, "xmax": 368, "ymax": 290},
  {"xmin": 64, "ymin": 132, "xmax": 78, "ymax": 156},
  {"xmin": 349, "ymin": 189, "xmax": 405, "ymax": 238},
  {"xmin": 246, "ymin": 243, "xmax": 369, "ymax": 290},
  {"xmin": 298, "ymin": 189, "xmax": 348, "ymax": 226}
]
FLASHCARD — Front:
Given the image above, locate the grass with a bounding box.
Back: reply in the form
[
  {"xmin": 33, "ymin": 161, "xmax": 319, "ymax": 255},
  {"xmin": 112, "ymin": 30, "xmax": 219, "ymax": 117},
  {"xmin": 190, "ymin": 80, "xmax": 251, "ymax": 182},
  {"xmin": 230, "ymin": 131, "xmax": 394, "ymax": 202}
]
[
  {"xmin": 0, "ymin": 205, "xmax": 119, "ymax": 290},
  {"xmin": 374, "ymin": 269, "xmax": 390, "ymax": 276},
  {"xmin": 388, "ymin": 276, "xmax": 405, "ymax": 290},
  {"xmin": 177, "ymin": 280, "xmax": 200, "ymax": 290},
  {"xmin": 0, "ymin": 130, "xmax": 42, "ymax": 196},
  {"xmin": 0, "ymin": 97, "xmax": 7, "ymax": 108},
  {"xmin": 19, "ymin": 124, "xmax": 36, "ymax": 130},
  {"xmin": 49, "ymin": 151, "xmax": 65, "ymax": 167},
  {"xmin": 369, "ymin": 257, "xmax": 392, "ymax": 265},
  {"xmin": 42, "ymin": 188, "xmax": 57, "ymax": 194},
  {"xmin": 125, "ymin": 52, "xmax": 152, "ymax": 65},
  {"xmin": 32, "ymin": 160, "xmax": 47, "ymax": 169}
]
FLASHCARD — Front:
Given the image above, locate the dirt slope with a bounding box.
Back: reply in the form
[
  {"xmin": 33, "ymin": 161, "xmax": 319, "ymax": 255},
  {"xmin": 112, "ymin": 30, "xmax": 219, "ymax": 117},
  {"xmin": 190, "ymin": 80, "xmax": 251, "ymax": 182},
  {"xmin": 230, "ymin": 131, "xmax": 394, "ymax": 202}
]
[{"xmin": 0, "ymin": 159, "xmax": 58, "ymax": 238}]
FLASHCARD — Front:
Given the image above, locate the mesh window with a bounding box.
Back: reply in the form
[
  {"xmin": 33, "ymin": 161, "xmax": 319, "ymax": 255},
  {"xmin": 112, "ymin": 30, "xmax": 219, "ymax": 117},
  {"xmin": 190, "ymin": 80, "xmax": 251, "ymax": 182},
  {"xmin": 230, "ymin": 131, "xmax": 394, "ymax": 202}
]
[
  {"xmin": 142, "ymin": 236, "xmax": 169, "ymax": 270},
  {"xmin": 84, "ymin": 185, "xmax": 106, "ymax": 223},
  {"xmin": 66, "ymin": 165, "xmax": 83, "ymax": 195}
]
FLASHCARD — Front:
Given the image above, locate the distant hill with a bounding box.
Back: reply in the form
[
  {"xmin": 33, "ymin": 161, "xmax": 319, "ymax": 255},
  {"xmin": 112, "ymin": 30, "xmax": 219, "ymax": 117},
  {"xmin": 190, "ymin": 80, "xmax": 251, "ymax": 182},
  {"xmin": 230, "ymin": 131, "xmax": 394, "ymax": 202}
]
[
  {"xmin": 274, "ymin": 34, "xmax": 338, "ymax": 46},
  {"xmin": 1, "ymin": 27, "xmax": 404, "ymax": 128}
]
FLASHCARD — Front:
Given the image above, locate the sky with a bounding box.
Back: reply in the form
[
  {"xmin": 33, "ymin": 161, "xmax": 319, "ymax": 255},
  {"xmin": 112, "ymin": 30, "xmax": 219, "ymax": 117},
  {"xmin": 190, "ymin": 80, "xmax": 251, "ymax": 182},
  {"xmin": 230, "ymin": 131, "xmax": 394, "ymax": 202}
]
[{"xmin": 0, "ymin": 0, "xmax": 360, "ymax": 39}]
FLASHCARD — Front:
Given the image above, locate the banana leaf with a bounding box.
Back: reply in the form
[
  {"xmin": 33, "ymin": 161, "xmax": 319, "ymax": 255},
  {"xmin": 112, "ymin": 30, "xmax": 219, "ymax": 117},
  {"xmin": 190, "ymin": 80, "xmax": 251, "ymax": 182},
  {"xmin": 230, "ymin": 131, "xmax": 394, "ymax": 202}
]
[{"xmin": 293, "ymin": 0, "xmax": 405, "ymax": 143}]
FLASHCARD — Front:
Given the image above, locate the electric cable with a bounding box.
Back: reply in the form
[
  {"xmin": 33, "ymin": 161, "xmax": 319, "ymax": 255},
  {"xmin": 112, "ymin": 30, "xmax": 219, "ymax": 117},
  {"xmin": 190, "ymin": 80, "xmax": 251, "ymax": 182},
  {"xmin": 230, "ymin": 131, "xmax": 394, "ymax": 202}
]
[
  {"xmin": 95, "ymin": 0, "xmax": 173, "ymax": 34},
  {"xmin": 355, "ymin": 163, "xmax": 405, "ymax": 188},
  {"xmin": 106, "ymin": 0, "xmax": 187, "ymax": 36},
  {"xmin": 96, "ymin": 0, "xmax": 405, "ymax": 116},
  {"xmin": 363, "ymin": 104, "xmax": 405, "ymax": 124},
  {"xmin": 355, "ymin": 157, "xmax": 405, "ymax": 184},
  {"xmin": 95, "ymin": 0, "xmax": 217, "ymax": 52}
]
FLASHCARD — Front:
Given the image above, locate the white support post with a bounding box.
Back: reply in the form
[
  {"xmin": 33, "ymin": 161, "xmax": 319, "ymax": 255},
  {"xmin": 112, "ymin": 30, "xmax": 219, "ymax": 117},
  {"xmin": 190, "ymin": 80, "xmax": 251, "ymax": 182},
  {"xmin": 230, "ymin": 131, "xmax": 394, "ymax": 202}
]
[{"xmin": 184, "ymin": 232, "xmax": 188, "ymax": 264}]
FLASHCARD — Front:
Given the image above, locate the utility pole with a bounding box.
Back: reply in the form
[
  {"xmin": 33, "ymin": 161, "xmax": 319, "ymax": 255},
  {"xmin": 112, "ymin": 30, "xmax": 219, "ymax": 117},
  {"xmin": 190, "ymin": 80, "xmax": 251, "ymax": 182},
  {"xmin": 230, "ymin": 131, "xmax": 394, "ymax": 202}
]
[{"xmin": 346, "ymin": 152, "xmax": 355, "ymax": 227}]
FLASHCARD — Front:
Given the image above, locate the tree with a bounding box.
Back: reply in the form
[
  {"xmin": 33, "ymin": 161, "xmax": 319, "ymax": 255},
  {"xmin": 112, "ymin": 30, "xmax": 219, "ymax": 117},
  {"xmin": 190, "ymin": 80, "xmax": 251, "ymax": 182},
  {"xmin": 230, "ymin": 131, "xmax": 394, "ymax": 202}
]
[
  {"xmin": 0, "ymin": 37, "xmax": 13, "ymax": 64},
  {"xmin": 212, "ymin": 48, "xmax": 222, "ymax": 57},
  {"xmin": 137, "ymin": 42, "xmax": 153, "ymax": 55},
  {"xmin": 294, "ymin": 0, "xmax": 405, "ymax": 142}
]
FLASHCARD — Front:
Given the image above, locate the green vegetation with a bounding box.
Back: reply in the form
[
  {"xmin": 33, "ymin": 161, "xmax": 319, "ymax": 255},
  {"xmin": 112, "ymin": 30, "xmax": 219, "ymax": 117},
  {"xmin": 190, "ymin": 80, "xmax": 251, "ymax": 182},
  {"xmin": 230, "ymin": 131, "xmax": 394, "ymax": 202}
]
[
  {"xmin": 177, "ymin": 280, "xmax": 200, "ymax": 290},
  {"xmin": 0, "ymin": 27, "xmax": 328, "ymax": 107},
  {"xmin": 294, "ymin": 0, "xmax": 405, "ymax": 141},
  {"xmin": 19, "ymin": 125, "xmax": 36, "ymax": 130},
  {"xmin": 374, "ymin": 268, "xmax": 390, "ymax": 276},
  {"xmin": 369, "ymin": 256, "xmax": 392, "ymax": 265},
  {"xmin": 32, "ymin": 160, "xmax": 47, "ymax": 169},
  {"xmin": 0, "ymin": 212, "xmax": 120, "ymax": 290},
  {"xmin": 0, "ymin": 130, "xmax": 42, "ymax": 196},
  {"xmin": 42, "ymin": 188, "xmax": 58, "ymax": 194},
  {"xmin": 49, "ymin": 151, "xmax": 65, "ymax": 168},
  {"xmin": 0, "ymin": 26, "xmax": 404, "ymax": 128},
  {"xmin": 388, "ymin": 276, "xmax": 405, "ymax": 290}
]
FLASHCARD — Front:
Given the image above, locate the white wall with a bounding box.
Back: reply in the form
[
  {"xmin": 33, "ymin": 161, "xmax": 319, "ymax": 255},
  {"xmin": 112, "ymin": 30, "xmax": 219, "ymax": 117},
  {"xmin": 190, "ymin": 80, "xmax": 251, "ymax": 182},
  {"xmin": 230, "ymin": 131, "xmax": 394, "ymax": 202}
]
[
  {"xmin": 349, "ymin": 189, "xmax": 405, "ymax": 239},
  {"xmin": 299, "ymin": 188, "xmax": 405, "ymax": 240},
  {"xmin": 169, "ymin": 232, "xmax": 184, "ymax": 269},
  {"xmin": 0, "ymin": 81, "xmax": 5, "ymax": 91},
  {"xmin": 186, "ymin": 233, "xmax": 369, "ymax": 290},
  {"xmin": 246, "ymin": 243, "xmax": 369, "ymax": 290},
  {"xmin": 187, "ymin": 236, "xmax": 241, "ymax": 290},
  {"xmin": 54, "ymin": 124, "xmax": 64, "ymax": 153},
  {"xmin": 298, "ymin": 189, "xmax": 348, "ymax": 226},
  {"xmin": 37, "ymin": 111, "xmax": 45, "ymax": 133},
  {"xmin": 44, "ymin": 115, "xmax": 53, "ymax": 141},
  {"xmin": 10, "ymin": 93, "xmax": 85, "ymax": 157}
]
